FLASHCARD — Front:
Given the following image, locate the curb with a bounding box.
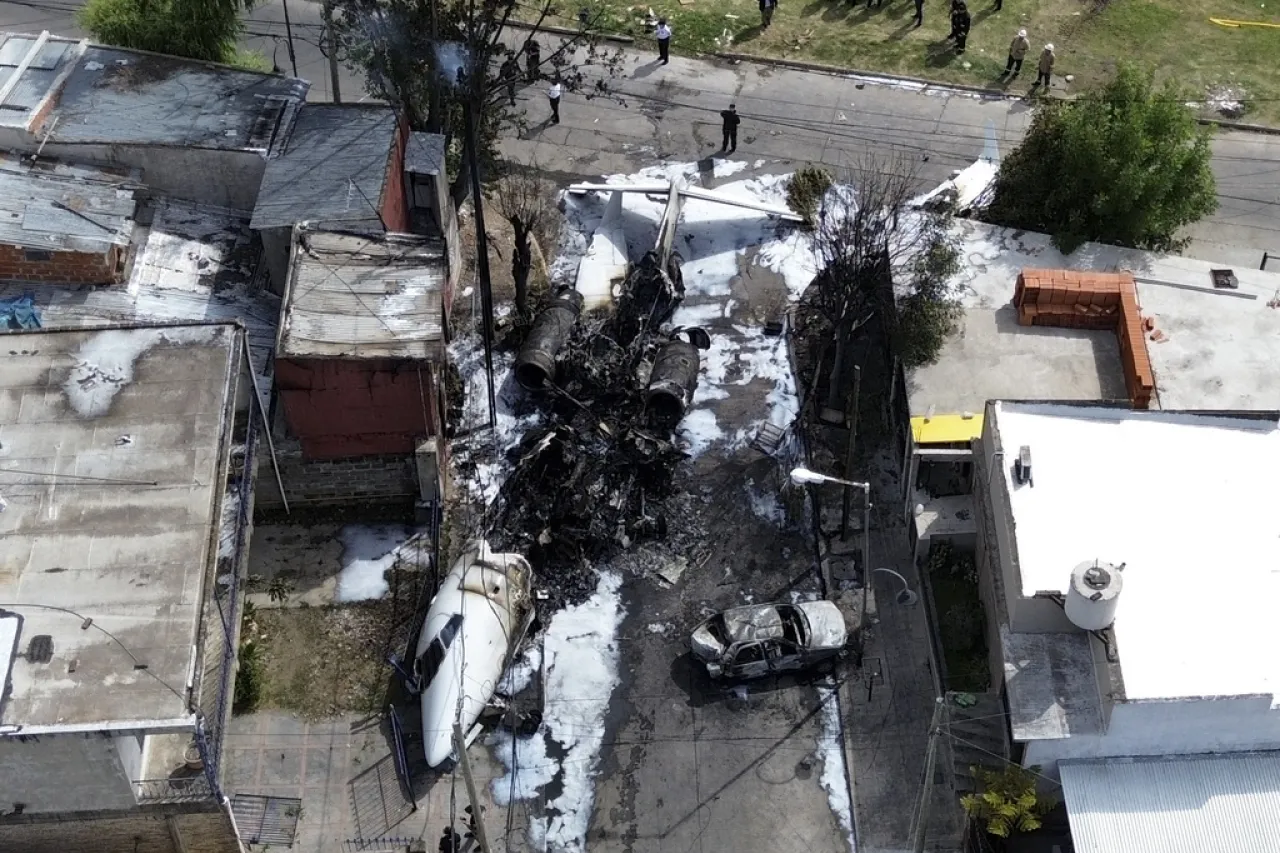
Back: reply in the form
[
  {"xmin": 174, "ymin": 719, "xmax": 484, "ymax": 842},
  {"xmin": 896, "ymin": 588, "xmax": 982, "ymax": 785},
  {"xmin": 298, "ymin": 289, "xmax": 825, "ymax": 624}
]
[
  {"xmin": 715, "ymin": 50, "xmax": 1019, "ymax": 101},
  {"xmin": 1199, "ymin": 116, "xmax": 1280, "ymax": 136},
  {"xmin": 511, "ymin": 25, "xmax": 1280, "ymax": 135},
  {"xmin": 506, "ymin": 18, "xmax": 635, "ymax": 44},
  {"xmin": 715, "ymin": 51, "xmax": 1280, "ymax": 135}
]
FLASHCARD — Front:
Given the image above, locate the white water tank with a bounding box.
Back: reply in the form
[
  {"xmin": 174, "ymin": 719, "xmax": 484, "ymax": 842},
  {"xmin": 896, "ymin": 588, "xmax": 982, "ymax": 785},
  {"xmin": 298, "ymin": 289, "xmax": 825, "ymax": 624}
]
[{"xmin": 1064, "ymin": 560, "xmax": 1123, "ymax": 631}]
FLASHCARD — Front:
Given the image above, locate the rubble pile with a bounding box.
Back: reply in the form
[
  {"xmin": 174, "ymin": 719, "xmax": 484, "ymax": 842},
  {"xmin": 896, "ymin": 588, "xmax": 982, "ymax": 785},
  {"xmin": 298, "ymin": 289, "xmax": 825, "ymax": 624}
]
[{"xmin": 487, "ymin": 249, "xmax": 706, "ymax": 608}]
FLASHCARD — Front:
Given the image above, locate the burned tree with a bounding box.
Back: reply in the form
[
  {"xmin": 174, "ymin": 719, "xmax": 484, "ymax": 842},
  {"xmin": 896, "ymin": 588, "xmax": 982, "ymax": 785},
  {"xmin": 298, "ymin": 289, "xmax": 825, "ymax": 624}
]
[
  {"xmin": 332, "ymin": 0, "xmax": 624, "ymax": 207},
  {"xmin": 802, "ymin": 151, "xmax": 961, "ymax": 414},
  {"xmin": 489, "ymin": 167, "xmax": 558, "ymax": 319}
]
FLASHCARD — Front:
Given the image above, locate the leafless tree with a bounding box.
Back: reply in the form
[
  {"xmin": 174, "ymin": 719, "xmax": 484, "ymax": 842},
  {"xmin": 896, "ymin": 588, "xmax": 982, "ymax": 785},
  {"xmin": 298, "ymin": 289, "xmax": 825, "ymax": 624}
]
[
  {"xmin": 804, "ymin": 150, "xmax": 960, "ymax": 413},
  {"xmin": 488, "ymin": 166, "xmax": 558, "ymax": 318}
]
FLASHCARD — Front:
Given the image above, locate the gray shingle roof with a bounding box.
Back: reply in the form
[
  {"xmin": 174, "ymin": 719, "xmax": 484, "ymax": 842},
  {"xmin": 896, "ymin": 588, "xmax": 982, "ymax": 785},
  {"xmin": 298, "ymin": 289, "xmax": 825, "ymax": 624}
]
[{"xmin": 251, "ymin": 104, "xmax": 399, "ymax": 231}]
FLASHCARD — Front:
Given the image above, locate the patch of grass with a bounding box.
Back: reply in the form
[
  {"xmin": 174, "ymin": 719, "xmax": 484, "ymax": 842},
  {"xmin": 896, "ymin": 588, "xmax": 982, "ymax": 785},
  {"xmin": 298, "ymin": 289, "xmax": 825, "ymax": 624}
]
[
  {"xmin": 248, "ymin": 604, "xmax": 396, "ymax": 720},
  {"xmin": 925, "ymin": 543, "xmax": 990, "ymax": 693},
  {"xmin": 550, "ymin": 0, "xmax": 1280, "ymax": 124}
]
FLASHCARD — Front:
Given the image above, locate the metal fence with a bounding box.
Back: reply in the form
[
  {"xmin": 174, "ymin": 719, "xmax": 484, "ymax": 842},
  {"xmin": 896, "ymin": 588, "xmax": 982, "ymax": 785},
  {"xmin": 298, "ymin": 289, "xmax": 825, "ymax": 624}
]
[
  {"xmin": 387, "ymin": 703, "xmax": 418, "ymax": 811},
  {"xmin": 231, "ymin": 793, "xmax": 302, "ymax": 847},
  {"xmin": 134, "ymin": 776, "xmax": 214, "ymax": 804},
  {"xmin": 203, "ymin": 407, "xmax": 260, "ymax": 796}
]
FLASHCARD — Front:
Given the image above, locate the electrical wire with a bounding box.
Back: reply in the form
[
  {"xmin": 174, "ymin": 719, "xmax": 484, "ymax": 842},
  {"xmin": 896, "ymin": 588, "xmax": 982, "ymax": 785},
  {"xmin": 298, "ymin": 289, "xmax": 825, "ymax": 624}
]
[{"xmin": 0, "ymin": 601, "xmax": 192, "ymax": 708}]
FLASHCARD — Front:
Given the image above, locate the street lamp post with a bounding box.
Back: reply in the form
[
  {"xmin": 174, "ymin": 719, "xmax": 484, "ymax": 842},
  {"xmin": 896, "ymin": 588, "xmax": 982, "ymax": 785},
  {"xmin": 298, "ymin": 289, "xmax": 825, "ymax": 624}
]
[{"xmin": 790, "ymin": 467, "xmax": 873, "ymax": 631}]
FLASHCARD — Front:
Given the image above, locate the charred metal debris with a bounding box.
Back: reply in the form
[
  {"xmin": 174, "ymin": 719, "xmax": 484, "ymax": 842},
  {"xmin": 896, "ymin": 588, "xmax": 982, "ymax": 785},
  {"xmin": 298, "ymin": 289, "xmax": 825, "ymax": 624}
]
[{"xmin": 485, "ymin": 249, "xmax": 710, "ymax": 608}]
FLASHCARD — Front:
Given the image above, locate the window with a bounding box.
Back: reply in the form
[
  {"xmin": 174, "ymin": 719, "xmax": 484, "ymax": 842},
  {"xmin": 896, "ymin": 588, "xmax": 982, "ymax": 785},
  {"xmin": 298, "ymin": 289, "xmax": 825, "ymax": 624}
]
[
  {"xmin": 23, "ymin": 249, "xmax": 52, "ymax": 262},
  {"xmin": 733, "ymin": 643, "xmax": 765, "ymax": 665},
  {"xmin": 416, "ymin": 614, "xmax": 464, "ymax": 689}
]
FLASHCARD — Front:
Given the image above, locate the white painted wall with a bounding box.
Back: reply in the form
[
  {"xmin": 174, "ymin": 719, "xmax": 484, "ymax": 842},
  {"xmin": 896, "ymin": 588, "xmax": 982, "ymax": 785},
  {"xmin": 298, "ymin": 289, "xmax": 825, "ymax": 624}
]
[
  {"xmin": 113, "ymin": 733, "xmax": 144, "ymax": 786},
  {"xmin": 1026, "ymin": 695, "xmax": 1280, "ymax": 777}
]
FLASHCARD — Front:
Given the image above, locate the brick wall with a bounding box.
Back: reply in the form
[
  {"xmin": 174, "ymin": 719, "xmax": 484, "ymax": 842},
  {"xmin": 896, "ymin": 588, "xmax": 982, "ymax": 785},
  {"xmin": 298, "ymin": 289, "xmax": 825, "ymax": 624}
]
[
  {"xmin": 1014, "ymin": 269, "xmax": 1156, "ymax": 408},
  {"xmin": 381, "ymin": 117, "xmax": 411, "ymax": 233},
  {"xmin": 256, "ymin": 438, "xmax": 420, "ymax": 509},
  {"xmin": 0, "ymin": 243, "xmax": 122, "ymax": 285},
  {"xmin": 0, "ymin": 805, "xmax": 238, "ymax": 853}
]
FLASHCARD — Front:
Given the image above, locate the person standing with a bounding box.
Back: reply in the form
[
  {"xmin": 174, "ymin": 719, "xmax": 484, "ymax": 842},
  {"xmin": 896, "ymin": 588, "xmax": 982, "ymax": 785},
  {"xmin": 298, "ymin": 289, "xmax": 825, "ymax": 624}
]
[
  {"xmin": 524, "ymin": 40, "xmax": 541, "ymax": 83},
  {"xmin": 1004, "ymin": 29, "xmax": 1029, "ymax": 77},
  {"xmin": 947, "ymin": 0, "xmax": 961, "ymax": 38},
  {"xmin": 500, "ymin": 55, "xmax": 520, "ymax": 105},
  {"xmin": 953, "ymin": 1, "xmax": 971, "ymax": 54},
  {"xmin": 720, "ymin": 104, "xmax": 740, "ymax": 153},
  {"xmin": 1035, "ymin": 43, "xmax": 1055, "ymax": 88},
  {"xmin": 913, "ymin": 0, "xmax": 924, "ymax": 27},
  {"xmin": 548, "ymin": 78, "xmax": 562, "ymax": 124},
  {"xmin": 655, "ymin": 18, "xmax": 673, "ymax": 64},
  {"xmin": 760, "ymin": 0, "xmax": 776, "ymax": 27}
]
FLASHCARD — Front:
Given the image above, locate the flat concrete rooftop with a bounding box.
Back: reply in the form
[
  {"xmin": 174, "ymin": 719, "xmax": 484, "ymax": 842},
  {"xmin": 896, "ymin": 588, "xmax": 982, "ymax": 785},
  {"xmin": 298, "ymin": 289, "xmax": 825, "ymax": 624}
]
[
  {"xmin": 992, "ymin": 401, "xmax": 1280, "ymax": 706},
  {"xmin": 908, "ymin": 221, "xmax": 1280, "ymax": 416},
  {"xmin": 0, "ymin": 323, "xmax": 239, "ymax": 730}
]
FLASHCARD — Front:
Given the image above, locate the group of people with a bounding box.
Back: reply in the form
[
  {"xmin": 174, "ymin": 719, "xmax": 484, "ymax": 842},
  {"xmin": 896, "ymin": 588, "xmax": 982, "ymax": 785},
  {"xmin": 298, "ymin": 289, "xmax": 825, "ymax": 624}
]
[
  {"xmin": 500, "ymin": 42, "xmax": 564, "ymax": 123},
  {"xmin": 1002, "ymin": 28, "xmax": 1055, "ymax": 87},
  {"xmin": 504, "ymin": 0, "xmax": 1059, "ymax": 131}
]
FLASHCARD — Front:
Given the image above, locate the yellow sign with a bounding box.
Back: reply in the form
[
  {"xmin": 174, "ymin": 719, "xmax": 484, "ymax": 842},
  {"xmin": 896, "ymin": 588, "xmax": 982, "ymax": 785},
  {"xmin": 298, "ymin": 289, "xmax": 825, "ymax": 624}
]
[{"xmin": 911, "ymin": 413, "xmax": 984, "ymax": 446}]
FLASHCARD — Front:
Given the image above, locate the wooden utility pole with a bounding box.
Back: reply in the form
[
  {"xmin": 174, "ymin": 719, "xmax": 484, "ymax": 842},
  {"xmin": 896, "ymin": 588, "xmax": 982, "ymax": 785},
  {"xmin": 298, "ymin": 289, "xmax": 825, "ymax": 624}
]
[
  {"xmin": 279, "ymin": 0, "xmax": 299, "ymax": 76},
  {"xmin": 911, "ymin": 698, "xmax": 945, "ymax": 853},
  {"xmin": 453, "ymin": 724, "xmax": 493, "ymax": 853},
  {"xmin": 840, "ymin": 364, "xmax": 862, "ymax": 539},
  {"xmin": 322, "ymin": 0, "xmax": 343, "ymax": 103}
]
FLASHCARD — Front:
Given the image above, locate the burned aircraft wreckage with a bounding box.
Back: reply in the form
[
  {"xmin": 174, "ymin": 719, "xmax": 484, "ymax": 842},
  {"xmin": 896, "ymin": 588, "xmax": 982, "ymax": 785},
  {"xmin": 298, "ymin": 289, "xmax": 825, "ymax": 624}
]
[
  {"xmin": 480, "ymin": 179, "xmax": 801, "ymax": 606},
  {"xmin": 493, "ymin": 249, "xmax": 707, "ymax": 601}
]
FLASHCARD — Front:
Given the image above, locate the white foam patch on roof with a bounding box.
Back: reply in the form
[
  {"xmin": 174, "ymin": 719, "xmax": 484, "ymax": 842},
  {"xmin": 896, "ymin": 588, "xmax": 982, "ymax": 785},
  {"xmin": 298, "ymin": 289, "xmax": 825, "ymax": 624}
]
[
  {"xmin": 995, "ymin": 402, "xmax": 1280, "ymax": 704},
  {"xmin": 335, "ymin": 524, "xmax": 423, "ymax": 602},
  {"xmin": 63, "ymin": 325, "xmax": 220, "ymax": 418}
]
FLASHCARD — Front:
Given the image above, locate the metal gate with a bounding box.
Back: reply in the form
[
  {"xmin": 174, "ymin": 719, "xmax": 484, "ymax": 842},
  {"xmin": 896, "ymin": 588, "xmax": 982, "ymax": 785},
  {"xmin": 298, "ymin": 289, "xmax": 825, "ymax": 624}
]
[{"xmin": 231, "ymin": 793, "xmax": 303, "ymax": 847}]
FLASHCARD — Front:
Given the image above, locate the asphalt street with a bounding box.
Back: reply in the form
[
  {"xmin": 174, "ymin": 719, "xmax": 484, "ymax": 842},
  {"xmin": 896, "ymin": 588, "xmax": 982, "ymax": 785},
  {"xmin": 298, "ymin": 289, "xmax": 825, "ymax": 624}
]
[{"xmin": 4, "ymin": 0, "xmax": 1277, "ymax": 266}]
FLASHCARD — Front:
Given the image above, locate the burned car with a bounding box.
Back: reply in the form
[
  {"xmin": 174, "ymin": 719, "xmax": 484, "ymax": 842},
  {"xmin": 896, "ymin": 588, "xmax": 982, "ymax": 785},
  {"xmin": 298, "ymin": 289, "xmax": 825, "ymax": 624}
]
[{"xmin": 690, "ymin": 601, "xmax": 850, "ymax": 680}]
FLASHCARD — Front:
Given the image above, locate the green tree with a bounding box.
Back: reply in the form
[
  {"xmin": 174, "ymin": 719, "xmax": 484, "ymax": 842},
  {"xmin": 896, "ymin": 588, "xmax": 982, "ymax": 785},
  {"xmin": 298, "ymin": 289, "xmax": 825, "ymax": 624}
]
[
  {"xmin": 79, "ymin": 0, "xmax": 255, "ymax": 66},
  {"xmin": 785, "ymin": 165, "xmax": 832, "ymax": 230},
  {"xmin": 984, "ymin": 64, "xmax": 1217, "ymax": 254},
  {"xmin": 961, "ymin": 765, "xmax": 1057, "ymax": 838}
]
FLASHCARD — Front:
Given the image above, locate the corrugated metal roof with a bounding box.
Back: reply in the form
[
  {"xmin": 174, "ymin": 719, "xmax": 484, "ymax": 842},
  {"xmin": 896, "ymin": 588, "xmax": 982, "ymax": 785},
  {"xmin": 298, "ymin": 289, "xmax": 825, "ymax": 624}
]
[
  {"xmin": 0, "ymin": 154, "xmax": 137, "ymax": 252},
  {"xmin": 0, "ymin": 31, "xmax": 308, "ymax": 146},
  {"xmin": 0, "ymin": 198, "xmax": 278, "ymax": 410},
  {"xmin": 280, "ymin": 228, "xmax": 444, "ymax": 360},
  {"xmin": 1062, "ymin": 752, "xmax": 1280, "ymax": 853},
  {"xmin": 405, "ymin": 131, "xmax": 445, "ymax": 175},
  {"xmin": 251, "ymin": 104, "xmax": 398, "ymax": 230}
]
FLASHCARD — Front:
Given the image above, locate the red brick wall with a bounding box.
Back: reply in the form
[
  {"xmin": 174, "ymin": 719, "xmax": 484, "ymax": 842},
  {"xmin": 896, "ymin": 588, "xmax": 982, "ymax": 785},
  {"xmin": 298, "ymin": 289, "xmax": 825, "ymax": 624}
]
[
  {"xmin": 276, "ymin": 357, "xmax": 440, "ymax": 459},
  {"xmin": 0, "ymin": 243, "xmax": 122, "ymax": 285},
  {"xmin": 380, "ymin": 117, "xmax": 410, "ymax": 233},
  {"xmin": 1014, "ymin": 269, "xmax": 1156, "ymax": 408}
]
